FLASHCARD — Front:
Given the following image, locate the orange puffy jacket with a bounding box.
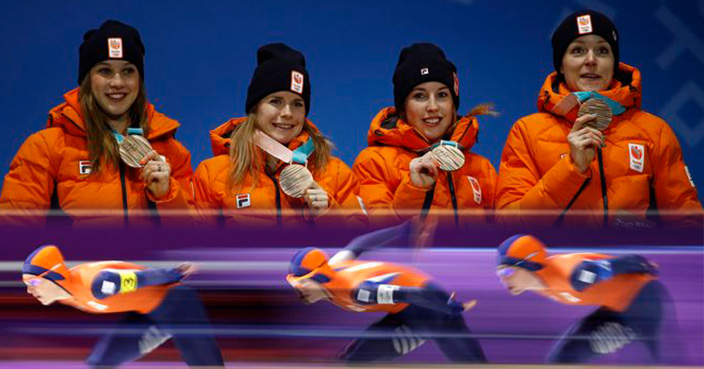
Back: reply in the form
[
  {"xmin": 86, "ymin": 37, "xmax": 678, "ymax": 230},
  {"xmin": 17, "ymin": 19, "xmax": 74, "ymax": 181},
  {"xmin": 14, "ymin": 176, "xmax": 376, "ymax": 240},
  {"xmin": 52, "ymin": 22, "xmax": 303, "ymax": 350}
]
[
  {"xmin": 353, "ymin": 107, "xmax": 497, "ymax": 228},
  {"xmin": 193, "ymin": 117, "xmax": 367, "ymax": 228},
  {"xmin": 496, "ymin": 63, "xmax": 702, "ymax": 229},
  {"xmin": 0, "ymin": 88, "xmax": 195, "ymax": 228}
]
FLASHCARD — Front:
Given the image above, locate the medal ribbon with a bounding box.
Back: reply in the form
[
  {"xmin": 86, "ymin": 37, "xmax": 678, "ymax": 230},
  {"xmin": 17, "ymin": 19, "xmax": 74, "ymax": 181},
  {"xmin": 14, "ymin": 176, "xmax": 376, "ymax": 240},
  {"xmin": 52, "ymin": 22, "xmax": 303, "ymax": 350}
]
[
  {"xmin": 573, "ymin": 91, "xmax": 626, "ymax": 116},
  {"xmin": 552, "ymin": 92, "xmax": 626, "ymax": 117},
  {"xmin": 112, "ymin": 127, "xmax": 144, "ymax": 144},
  {"xmin": 419, "ymin": 140, "xmax": 465, "ymax": 155},
  {"xmin": 252, "ymin": 130, "xmax": 315, "ymax": 165}
]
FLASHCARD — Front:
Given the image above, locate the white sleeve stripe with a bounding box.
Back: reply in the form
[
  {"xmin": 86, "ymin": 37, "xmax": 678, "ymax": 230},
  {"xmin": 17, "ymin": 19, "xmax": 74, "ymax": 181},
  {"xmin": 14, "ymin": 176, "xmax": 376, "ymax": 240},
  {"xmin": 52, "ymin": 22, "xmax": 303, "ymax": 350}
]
[{"xmin": 377, "ymin": 284, "xmax": 400, "ymax": 304}]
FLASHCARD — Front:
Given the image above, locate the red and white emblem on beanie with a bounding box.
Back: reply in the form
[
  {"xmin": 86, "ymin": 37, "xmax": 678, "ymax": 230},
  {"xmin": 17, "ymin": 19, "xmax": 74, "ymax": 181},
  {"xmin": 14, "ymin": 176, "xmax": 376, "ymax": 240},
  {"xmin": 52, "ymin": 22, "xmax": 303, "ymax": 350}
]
[
  {"xmin": 108, "ymin": 38, "xmax": 123, "ymax": 58},
  {"xmin": 577, "ymin": 15, "xmax": 593, "ymax": 34},
  {"xmin": 291, "ymin": 71, "xmax": 304, "ymax": 93}
]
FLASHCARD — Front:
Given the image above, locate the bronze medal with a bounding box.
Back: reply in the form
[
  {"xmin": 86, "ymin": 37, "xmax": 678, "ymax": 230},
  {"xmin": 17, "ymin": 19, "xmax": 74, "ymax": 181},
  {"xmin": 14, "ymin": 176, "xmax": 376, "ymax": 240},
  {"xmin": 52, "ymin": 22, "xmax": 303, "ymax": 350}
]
[
  {"xmin": 279, "ymin": 164, "xmax": 314, "ymax": 198},
  {"xmin": 119, "ymin": 135, "xmax": 153, "ymax": 168},
  {"xmin": 578, "ymin": 98, "xmax": 612, "ymax": 131},
  {"xmin": 431, "ymin": 144, "xmax": 465, "ymax": 171}
]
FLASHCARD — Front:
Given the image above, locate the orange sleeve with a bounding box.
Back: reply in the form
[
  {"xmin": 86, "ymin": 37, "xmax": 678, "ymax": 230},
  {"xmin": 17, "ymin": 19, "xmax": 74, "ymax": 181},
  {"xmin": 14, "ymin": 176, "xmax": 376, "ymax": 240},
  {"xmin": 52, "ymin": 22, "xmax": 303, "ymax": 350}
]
[
  {"xmin": 651, "ymin": 120, "xmax": 703, "ymax": 228},
  {"xmin": 0, "ymin": 131, "xmax": 61, "ymax": 227},
  {"xmin": 353, "ymin": 148, "xmax": 430, "ymax": 226},
  {"xmin": 496, "ymin": 119, "xmax": 591, "ymax": 227},
  {"xmin": 313, "ymin": 160, "xmax": 368, "ymax": 228},
  {"xmin": 192, "ymin": 161, "xmax": 222, "ymax": 229},
  {"xmin": 147, "ymin": 139, "xmax": 196, "ymax": 225}
]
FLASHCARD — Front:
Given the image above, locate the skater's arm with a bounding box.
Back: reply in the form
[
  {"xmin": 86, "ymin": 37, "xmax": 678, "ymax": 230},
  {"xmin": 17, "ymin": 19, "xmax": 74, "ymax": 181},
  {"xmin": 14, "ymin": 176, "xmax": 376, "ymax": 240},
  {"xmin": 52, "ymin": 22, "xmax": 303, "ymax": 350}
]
[
  {"xmin": 570, "ymin": 255, "xmax": 659, "ymax": 292},
  {"xmin": 91, "ymin": 267, "xmax": 187, "ymax": 299},
  {"xmin": 329, "ymin": 221, "xmax": 412, "ymax": 264},
  {"xmin": 353, "ymin": 280, "xmax": 465, "ymax": 315}
]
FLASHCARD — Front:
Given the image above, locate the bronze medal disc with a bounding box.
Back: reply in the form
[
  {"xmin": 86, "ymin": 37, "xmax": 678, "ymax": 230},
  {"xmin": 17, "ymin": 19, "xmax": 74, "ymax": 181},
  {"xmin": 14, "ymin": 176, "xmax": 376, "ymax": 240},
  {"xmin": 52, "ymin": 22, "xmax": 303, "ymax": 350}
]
[
  {"xmin": 431, "ymin": 144, "xmax": 465, "ymax": 171},
  {"xmin": 279, "ymin": 164, "xmax": 314, "ymax": 198},
  {"xmin": 578, "ymin": 98, "xmax": 612, "ymax": 131},
  {"xmin": 119, "ymin": 135, "xmax": 153, "ymax": 168}
]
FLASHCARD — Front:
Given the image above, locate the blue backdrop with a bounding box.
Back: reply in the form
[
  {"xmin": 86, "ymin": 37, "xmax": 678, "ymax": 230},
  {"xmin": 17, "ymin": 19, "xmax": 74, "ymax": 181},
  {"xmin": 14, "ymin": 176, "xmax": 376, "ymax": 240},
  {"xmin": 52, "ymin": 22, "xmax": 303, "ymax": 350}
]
[{"xmin": 2, "ymin": 0, "xmax": 703, "ymax": 199}]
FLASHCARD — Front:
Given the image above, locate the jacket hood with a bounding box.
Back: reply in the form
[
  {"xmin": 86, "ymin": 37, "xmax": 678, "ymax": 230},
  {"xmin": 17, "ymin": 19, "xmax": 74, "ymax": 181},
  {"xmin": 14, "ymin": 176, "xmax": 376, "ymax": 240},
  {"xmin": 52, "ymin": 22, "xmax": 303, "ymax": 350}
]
[
  {"xmin": 209, "ymin": 116, "xmax": 320, "ymax": 157},
  {"xmin": 46, "ymin": 88, "xmax": 180, "ymax": 139},
  {"xmin": 366, "ymin": 106, "xmax": 479, "ymax": 152},
  {"xmin": 537, "ymin": 62, "xmax": 642, "ymax": 123}
]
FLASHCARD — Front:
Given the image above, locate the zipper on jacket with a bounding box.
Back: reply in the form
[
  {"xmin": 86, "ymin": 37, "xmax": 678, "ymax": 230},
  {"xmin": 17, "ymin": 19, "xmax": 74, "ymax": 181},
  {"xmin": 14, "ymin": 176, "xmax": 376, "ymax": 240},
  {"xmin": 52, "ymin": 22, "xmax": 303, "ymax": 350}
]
[
  {"xmin": 266, "ymin": 172, "xmax": 283, "ymax": 227},
  {"xmin": 119, "ymin": 163, "xmax": 129, "ymax": 228},
  {"xmin": 597, "ymin": 147, "xmax": 609, "ymax": 228},
  {"xmin": 446, "ymin": 172, "xmax": 459, "ymax": 228},
  {"xmin": 553, "ymin": 177, "xmax": 591, "ymax": 228},
  {"xmin": 420, "ymin": 184, "xmax": 436, "ymax": 223}
]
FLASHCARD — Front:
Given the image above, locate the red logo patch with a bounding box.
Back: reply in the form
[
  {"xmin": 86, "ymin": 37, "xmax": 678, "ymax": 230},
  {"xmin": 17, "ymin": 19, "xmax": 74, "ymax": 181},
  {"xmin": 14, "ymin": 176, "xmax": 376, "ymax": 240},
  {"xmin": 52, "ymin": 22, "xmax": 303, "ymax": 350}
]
[{"xmin": 631, "ymin": 145, "xmax": 643, "ymax": 160}]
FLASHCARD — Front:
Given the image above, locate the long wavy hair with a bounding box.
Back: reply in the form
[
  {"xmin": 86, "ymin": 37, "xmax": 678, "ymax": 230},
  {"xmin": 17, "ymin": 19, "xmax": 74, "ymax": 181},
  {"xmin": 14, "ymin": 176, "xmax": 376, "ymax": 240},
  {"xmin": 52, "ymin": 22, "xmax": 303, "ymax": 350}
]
[
  {"xmin": 227, "ymin": 113, "xmax": 332, "ymax": 194},
  {"xmin": 79, "ymin": 75, "xmax": 149, "ymax": 174}
]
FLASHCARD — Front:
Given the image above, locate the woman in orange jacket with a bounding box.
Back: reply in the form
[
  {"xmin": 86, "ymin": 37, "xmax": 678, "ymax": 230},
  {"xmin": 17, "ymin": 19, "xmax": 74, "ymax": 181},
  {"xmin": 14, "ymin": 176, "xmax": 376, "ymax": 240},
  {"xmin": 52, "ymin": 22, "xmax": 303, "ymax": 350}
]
[
  {"xmin": 496, "ymin": 10, "xmax": 702, "ymax": 229},
  {"xmin": 193, "ymin": 43, "xmax": 366, "ymax": 228},
  {"xmin": 0, "ymin": 20, "xmax": 194, "ymax": 228},
  {"xmin": 353, "ymin": 43, "xmax": 497, "ymax": 229}
]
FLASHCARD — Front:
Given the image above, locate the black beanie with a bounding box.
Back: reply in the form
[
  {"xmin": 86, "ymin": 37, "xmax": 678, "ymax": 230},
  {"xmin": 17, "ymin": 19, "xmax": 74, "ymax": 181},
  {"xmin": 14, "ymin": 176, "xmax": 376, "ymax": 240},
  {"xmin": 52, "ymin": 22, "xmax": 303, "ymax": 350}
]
[
  {"xmin": 551, "ymin": 10, "xmax": 619, "ymax": 73},
  {"xmin": 245, "ymin": 43, "xmax": 311, "ymax": 115},
  {"xmin": 78, "ymin": 20, "xmax": 145, "ymax": 85},
  {"xmin": 393, "ymin": 43, "xmax": 459, "ymax": 114}
]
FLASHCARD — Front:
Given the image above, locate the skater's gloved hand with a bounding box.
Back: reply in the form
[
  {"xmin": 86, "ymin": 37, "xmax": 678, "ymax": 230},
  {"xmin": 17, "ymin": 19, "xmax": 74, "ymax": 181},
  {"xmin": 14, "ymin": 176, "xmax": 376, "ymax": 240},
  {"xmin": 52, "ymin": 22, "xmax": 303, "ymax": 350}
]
[
  {"xmin": 644, "ymin": 260, "xmax": 659, "ymax": 276},
  {"xmin": 448, "ymin": 292, "xmax": 477, "ymax": 314},
  {"xmin": 175, "ymin": 262, "xmax": 197, "ymax": 280},
  {"xmin": 610, "ymin": 255, "xmax": 660, "ymax": 276}
]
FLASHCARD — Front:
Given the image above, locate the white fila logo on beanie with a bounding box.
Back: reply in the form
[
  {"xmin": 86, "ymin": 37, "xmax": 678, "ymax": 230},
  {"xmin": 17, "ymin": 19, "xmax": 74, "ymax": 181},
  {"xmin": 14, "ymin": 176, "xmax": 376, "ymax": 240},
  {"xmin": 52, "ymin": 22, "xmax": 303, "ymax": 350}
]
[
  {"xmin": 577, "ymin": 15, "xmax": 593, "ymax": 34},
  {"xmin": 108, "ymin": 38, "xmax": 123, "ymax": 58},
  {"xmin": 291, "ymin": 71, "xmax": 304, "ymax": 94},
  {"xmin": 420, "ymin": 68, "xmax": 429, "ymax": 75}
]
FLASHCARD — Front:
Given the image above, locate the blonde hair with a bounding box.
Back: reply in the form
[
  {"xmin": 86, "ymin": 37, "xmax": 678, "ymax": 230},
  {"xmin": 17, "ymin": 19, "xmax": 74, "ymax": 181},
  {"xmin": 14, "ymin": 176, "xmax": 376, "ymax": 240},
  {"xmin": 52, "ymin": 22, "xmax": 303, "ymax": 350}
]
[
  {"xmin": 79, "ymin": 76, "xmax": 149, "ymax": 174},
  {"xmin": 227, "ymin": 113, "xmax": 332, "ymax": 194}
]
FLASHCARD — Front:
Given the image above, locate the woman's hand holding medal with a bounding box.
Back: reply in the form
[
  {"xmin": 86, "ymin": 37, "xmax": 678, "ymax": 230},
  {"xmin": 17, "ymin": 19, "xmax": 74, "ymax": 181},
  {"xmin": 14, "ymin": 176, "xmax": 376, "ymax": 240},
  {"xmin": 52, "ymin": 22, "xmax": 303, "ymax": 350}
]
[
  {"xmin": 409, "ymin": 151, "xmax": 439, "ymax": 189},
  {"xmin": 303, "ymin": 181, "xmax": 330, "ymax": 217},
  {"xmin": 567, "ymin": 98, "xmax": 611, "ymax": 174},
  {"xmin": 139, "ymin": 150, "xmax": 171, "ymax": 199},
  {"xmin": 567, "ymin": 114, "xmax": 603, "ymax": 174}
]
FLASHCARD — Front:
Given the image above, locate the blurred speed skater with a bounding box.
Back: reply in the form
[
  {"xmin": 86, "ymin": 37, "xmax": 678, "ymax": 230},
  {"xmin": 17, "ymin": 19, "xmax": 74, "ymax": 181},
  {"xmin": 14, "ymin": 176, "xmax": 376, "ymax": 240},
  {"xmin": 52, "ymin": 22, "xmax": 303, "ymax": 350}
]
[
  {"xmin": 22, "ymin": 245, "xmax": 224, "ymax": 368},
  {"xmin": 286, "ymin": 222, "xmax": 487, "ymax": 363},
  {"xmin": 496, "ymin": 234, "xmax": 685, "ymax": 364}
]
